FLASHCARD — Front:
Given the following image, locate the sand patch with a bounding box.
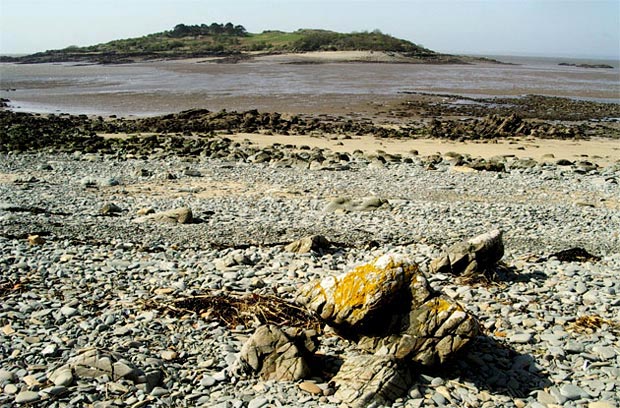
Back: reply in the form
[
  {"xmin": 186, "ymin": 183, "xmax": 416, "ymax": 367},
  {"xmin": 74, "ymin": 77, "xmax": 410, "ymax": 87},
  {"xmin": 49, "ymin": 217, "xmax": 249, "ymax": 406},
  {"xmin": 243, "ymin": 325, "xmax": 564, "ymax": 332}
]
[
  {"xmin": 0, "ymin": 174, "xmax": 19, "ymax": 184},
  {"xmin": 103, "ymin": 178, "xmax": 304, "ymax": 200},
  {"xmin": 228, "ymin": 133, "xmax": 620, "ymax": 167},
  {"xmin": 255, "ymin": 51, "xmax": 416, "ymax": 64}
]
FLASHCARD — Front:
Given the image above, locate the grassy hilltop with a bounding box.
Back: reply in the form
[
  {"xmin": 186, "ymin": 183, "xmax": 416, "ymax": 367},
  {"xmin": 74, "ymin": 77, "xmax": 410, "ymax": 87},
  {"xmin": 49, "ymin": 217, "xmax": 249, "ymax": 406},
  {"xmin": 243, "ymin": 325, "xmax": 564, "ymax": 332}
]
[{"xmin": 1, "ymin": 22, "xmax": 444, "ymax": 64}]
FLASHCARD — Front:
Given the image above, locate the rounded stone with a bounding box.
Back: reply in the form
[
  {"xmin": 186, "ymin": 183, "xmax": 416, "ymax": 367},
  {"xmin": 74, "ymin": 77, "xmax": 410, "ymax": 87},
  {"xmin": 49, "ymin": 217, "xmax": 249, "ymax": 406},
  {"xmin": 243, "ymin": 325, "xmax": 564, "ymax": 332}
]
[
  {"xmin": 51, "ymin": 368, "xmax": 74, "ymax": 387},
  {"xmin": 15, "ymin": 391, "xmax": 41, "ymax": 404},
  {"xmin": 560, "ymin": 383, "xmax": 587, "ymax": 400}
]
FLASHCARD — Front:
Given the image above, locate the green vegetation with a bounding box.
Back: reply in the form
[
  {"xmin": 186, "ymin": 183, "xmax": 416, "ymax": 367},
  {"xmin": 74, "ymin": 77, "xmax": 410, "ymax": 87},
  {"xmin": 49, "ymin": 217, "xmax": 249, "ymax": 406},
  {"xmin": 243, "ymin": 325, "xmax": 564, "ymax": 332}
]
[
  {"xmin": 1, "ymin": 23, "xmax": 436, "ymax": 63},
  {"xmin": 287, "ymin": 29, "xmax": 432, "ymax": 55}
]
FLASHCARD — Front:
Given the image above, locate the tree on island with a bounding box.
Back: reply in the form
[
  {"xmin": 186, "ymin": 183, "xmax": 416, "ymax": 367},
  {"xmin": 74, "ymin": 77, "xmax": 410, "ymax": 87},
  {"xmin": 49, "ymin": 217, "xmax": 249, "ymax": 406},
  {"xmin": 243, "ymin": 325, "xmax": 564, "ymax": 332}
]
[{"xmin": 168, "ymin": 23, "xmax": 248, "ymax": 38}]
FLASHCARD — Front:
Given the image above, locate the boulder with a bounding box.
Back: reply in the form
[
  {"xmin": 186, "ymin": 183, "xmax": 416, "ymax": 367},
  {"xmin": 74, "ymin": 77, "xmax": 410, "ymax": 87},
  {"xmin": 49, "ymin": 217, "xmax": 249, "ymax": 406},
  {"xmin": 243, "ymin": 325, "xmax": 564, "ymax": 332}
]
[
  {"xmin": 295, "ymin": 254, "xmax": 419, "ymax": 329},
  {"xmin": 134, "ymin": 207, "xmax": 193, "ymax": 224},
  {"xmin": 332, "ymin": 355, "xmax": 413, "ymax": 408},
  {"xmin": 429, "ymin": 229, "xmax": 504, "ymax": 277},
  {"xmin": 99, "ymin": 203, "xmax": 123, "ymax": 215},
  {"xmin": 296, "ymin": 253, "xmax": 480, "ymax": 366},
  {"xmin": 357, "ymin": 295, "xmax": 480, "ymax": 365},
  {"xmin": 323, "ymin": 196, "xmax": 390, "ymax": 213},
  {"xmin": 284, "ymin": 235, "xmax": 330, "ymax": 254},
  {"xmin": 234, "ymin": 325, "xmax": 317, "ymax": 381}
]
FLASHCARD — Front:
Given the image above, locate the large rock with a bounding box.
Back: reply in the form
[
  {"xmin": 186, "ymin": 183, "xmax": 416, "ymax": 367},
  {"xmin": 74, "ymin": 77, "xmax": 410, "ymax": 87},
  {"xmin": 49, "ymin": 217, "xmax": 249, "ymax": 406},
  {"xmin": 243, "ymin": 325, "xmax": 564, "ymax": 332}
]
[
  {"xmin": 295, "ymin": 254, "xmax": 419, "ymax": 329},
  {"xmin": 51, "ymin": 349, "xmax": 141, "ymax": 383},
  {"xmin": 296, "ymin": 253, "xmax": 479, "ymax": 366},
  {"xmin": 429, "ymin": 229, "xmax": 504, "ymax": 276},
  {"xmin": 134, "ymin": 207, "xmax": 193, "ymax": 224},
  {"xmin": 357, "ymin": 295, "xmax": 480, "ymax": 365},
  {"xmin": 323, "ymin": 196, "xmax": 390, "ymax": 213},
  {"xmin": 332, "ymin": 355, "xmax": 413, "ymax": 408},
  {"xmin": 235, "ymin": 325, "xmax": 317, "ymax": 381},
  {"xmin": 285, "ymin": 235, "xmax": 330, "ymax": 254}
]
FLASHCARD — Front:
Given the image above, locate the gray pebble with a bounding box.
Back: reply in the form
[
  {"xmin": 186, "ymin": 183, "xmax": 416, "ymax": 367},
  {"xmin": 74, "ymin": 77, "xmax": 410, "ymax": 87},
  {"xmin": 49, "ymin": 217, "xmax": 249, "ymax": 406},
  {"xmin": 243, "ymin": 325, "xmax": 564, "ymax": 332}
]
[
  {"xmin": 510, "ymin": 333, "xmax": 532, "ymax": 344},
  {"xmin": 560, "ymin": 383, "xmax": 588, "ymax": 400},
  {"xmin": 15, "ymin": 391, "xmax": 41, "ymax": 404},
  {"xmin": 0, "ymin": 369, "xmax": 15, "ymax": 383},
  {"xmin": 247, "ymin": 397, "xmax": 269, "ymax": 408},
  {"xmin": 431, "ymin": 391, "xmax": 446, "ymax": 406},
  {"xmin": 150, "ymin": 386, "xmax": 169, "ymax": 397},
  {"xmin": 592, "ymin": 346, "xmax": 617, "ymax": 360}
]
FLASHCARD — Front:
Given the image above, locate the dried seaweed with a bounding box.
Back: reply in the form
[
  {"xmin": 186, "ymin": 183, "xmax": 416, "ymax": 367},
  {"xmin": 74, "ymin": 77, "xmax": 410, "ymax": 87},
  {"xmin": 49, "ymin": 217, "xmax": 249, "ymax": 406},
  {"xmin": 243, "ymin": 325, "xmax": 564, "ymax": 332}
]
[
  {"xmin": 0, "ymin": 279, "xmax": 25, "ymax": 298},
  {"xmin": 147, "ymin": 292, "xmax": 322, "ymax": 332},
  {"xmin": 568, "ymin": 315, "xmax": 619, "ymax": 334},
  {"xmin": 548, "ymin": 247, "xmax": 600, "ymax": 263}
]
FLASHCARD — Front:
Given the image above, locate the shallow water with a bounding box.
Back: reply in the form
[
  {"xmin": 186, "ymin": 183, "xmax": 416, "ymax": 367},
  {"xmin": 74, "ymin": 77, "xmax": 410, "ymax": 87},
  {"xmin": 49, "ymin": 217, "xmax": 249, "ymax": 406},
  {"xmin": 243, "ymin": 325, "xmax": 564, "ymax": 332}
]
[{"xmin": 1, "ymin": 55, "xmax": 618, "ymax": 116}]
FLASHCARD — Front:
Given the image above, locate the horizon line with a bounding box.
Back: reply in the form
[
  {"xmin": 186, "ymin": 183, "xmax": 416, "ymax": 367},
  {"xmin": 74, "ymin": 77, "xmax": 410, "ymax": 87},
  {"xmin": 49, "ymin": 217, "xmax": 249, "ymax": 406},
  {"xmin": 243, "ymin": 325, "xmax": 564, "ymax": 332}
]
[{"xmin": 1, "ymin": 51, "xmax": 619, "ymax": 62}]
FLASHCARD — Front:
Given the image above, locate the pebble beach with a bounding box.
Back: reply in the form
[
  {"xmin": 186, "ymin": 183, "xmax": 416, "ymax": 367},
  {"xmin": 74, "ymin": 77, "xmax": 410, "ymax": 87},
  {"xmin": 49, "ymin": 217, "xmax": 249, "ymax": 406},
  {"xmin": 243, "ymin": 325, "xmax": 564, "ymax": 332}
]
[
  {"xmin": 2, "ymin": 45, "xmax": 620, "ymax": 407},
  {"xmin": 1, "ymin": 142, "xmax": 619, "ymax": 407}
]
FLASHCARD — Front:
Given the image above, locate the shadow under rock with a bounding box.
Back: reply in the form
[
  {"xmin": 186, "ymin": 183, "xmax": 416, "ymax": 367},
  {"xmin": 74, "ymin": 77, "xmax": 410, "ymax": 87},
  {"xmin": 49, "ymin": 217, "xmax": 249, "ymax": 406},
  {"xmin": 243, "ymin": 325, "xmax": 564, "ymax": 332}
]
[
  {"xmin": 424, "ymin": 335, "xmax": 552, "ymax": 399},
  {"xmin": 460, "ymin": 262, "xmax": 548, "ymax": 286},
  {"xmin": 311, "ymin": 352, "xmax": 345, "ymax": 381},
  {"xmin": 305, "ymin": 335, "xmax": 551, "ymax": 402}
]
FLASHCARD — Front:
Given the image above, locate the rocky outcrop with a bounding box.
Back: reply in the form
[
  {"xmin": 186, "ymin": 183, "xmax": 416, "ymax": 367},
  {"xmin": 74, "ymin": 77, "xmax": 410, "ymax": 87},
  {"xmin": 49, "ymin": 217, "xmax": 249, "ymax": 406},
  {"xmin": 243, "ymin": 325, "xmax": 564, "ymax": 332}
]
[
  {"xmin": 429, "ymin": 114, "xmax": 579, "ymax": 140},
  {"xmin": 559, "ymin": 62, "xmax": 613, "ymax": 69},
  {"xmin": 296, "ymin": 253, "xmax": 480, "ymax": 366},
  {"xmin": 234, "ymin": 325, "xmax": 318, "ymax": 381},
  {"xmin": 281, "ymin": 253, "xmax": 480, "ymax": 406},
  {"xmin": 429, "ymin": 229, "xmax": 504, "ymax": 277},
  {"xmin": 332, "ymin": 355, "xmax": 413, "ymax": 408}
]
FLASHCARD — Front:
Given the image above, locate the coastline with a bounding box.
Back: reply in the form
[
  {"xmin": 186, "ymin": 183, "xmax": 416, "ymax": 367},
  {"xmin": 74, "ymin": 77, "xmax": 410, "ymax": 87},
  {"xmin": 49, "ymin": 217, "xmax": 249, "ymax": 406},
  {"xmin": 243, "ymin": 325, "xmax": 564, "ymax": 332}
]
[{"xmin": 1, "ymin": 53, "xmax": 620, "ymax": 408}]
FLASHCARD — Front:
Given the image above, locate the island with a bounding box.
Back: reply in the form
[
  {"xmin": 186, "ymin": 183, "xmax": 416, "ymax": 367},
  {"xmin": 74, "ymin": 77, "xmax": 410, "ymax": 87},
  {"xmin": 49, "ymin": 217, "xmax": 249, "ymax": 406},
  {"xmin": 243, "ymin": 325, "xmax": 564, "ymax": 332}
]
[{"xmin": 0, "ymin": 22, "xmax": 494, "ymax": 65}]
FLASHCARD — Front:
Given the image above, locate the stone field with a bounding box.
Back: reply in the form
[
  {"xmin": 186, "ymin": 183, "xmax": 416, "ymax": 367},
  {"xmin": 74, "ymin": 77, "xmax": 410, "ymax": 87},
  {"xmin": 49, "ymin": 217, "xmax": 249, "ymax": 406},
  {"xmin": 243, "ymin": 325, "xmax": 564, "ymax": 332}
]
[{"xmin": 0, "ymin": 146, "xmax": 619, "ymax": 408}]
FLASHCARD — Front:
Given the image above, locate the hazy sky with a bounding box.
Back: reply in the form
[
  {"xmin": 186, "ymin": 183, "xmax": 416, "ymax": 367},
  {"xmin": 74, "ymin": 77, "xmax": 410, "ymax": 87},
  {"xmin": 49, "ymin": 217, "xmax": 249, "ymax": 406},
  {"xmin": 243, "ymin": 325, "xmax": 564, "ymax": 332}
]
[{"xmin": 1, "ymin": 0, "xmax": 618, "ymax": 58}]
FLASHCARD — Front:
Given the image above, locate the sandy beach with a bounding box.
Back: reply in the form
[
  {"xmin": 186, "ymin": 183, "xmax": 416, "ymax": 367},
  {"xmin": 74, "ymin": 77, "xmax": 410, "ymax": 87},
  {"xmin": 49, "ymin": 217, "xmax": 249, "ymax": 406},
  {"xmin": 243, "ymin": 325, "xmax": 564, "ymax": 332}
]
[{"xmin": 227, "ymin": 133, "xmax": 620, "ymax": 167}]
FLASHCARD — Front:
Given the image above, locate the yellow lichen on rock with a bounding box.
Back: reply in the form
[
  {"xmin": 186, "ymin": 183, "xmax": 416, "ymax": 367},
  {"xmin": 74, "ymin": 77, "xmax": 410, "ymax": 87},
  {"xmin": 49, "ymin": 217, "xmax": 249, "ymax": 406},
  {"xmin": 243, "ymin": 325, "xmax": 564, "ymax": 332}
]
[
  {"xmin": 297, "ymin": 253, "xmax": 419, "ymax": 328},
  {"xmin": 335, "ymin": 255, "xmax": 416, "ymax": 307},
  {"xmin": 428, "ymin": 297, "xmax": 460, "ymax": 314},
  {"xmin": 327, "ymin": 254, "xmax": 418, "ymax": 326},
  {"xmin": 295, "ymin": 251, "xmax": 480, "ymax": 368},
  {"xmin": 332, "ymin": 262, "xmax": 387, "ymax": 309}
]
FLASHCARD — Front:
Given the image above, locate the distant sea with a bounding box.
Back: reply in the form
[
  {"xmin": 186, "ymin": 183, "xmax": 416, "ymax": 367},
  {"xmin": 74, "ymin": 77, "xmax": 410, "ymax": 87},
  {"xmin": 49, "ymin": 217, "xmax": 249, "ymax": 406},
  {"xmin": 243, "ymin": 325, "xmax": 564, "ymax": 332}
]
[
  {"xmin": 1, "ymin": 54, "xmax": 618, "ymax": 116},
  {"xmin": 479, "ymin": 54, "xmax": 619, "ymax": 69}
]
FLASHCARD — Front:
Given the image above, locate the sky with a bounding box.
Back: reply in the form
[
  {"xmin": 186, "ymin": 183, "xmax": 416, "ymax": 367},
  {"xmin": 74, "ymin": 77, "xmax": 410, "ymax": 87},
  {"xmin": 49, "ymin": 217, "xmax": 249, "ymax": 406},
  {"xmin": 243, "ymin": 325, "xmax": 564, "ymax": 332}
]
[{"xmin": 1, "ymin": 0, "xmax": 619, "ymax": 59}]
